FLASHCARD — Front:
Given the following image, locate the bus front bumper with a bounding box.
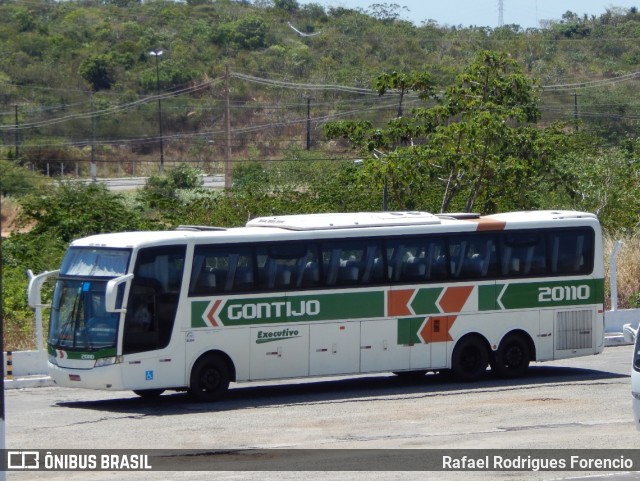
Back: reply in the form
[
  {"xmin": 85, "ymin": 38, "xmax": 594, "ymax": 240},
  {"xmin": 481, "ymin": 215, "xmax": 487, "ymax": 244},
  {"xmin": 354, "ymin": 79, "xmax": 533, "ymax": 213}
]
[{"xmin": 48, "ymin": 361, "xmax": 125, "ymax": 390}]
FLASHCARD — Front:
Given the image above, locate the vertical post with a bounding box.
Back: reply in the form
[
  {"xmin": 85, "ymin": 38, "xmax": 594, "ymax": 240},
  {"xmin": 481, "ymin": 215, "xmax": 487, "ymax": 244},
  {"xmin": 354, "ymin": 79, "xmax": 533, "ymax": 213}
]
[
  {"xmin": 224, "ymin": 65, "xmax": 232, "ymax": 190},
  {"xmin": 573, "ymin": 92, "xmax": 579, "ymax": 131},
  {"xmin": 150, "ymin": 50, "xmax": 164, "ymax": 173},
  {"xmin": 610, "ymin": 241, "xmax": 623, "ymax": 311},
  {"xmin": 14, "ymin": 105, "xmax": 19, "ymax": 159},
  {"xmin": 91, "ymin": 93, "xmax": 97, "ymax": 182},
  {"xmin": 306, "ymin": 97, "xmax": 312, "ymax": 150},
  {"xmin": 383, "ymin": 179, "xmax": 388, "ymax": 211},
  {"xmin": 156, "ymin": 54, "xmax": 164, "ymax": 172}
]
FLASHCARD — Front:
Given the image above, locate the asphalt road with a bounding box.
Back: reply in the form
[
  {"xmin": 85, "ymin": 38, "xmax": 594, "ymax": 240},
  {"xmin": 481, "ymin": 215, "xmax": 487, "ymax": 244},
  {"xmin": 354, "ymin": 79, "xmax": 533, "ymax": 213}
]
[
  {"xmin": 76, "ymin": 174, "xmax": 224, "ymax": 191},
  {"xmin": 6, "ymin": 344, "xmax": 639, "ymax": 481}
]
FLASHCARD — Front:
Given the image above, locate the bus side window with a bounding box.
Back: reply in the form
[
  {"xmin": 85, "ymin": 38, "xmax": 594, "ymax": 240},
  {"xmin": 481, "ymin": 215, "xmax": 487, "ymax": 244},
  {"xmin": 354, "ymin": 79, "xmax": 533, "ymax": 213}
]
[
  {"xmin": 549, "ymin": 229, "xmax": 593, "ymax": 275},
  {"xmin": 500, "ymin": 232, "xmax": 547, "ymax": 277},
  {"xmin": 124, "ymin": 245, "xmax": 185, "ymax": 354},
  {"xmin": 322, "ymin": 240, "xmax": 383, "ymax": 287},
  {"xmin": 257, "ymin": 243, "xmax": 312, "ymax": 290},
  {"xmin": 190, "ymin": 246, "xmax": 254, "ymax": 295}
]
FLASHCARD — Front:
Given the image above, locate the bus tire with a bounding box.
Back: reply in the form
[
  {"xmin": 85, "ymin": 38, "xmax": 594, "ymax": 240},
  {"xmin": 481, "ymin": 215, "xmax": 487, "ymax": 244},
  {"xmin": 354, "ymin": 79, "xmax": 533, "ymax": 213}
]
[
  {"xmin": 491, "ymin": 333, "xmax": 530, "ymax": 378},
  {"xmin": 133, "ymin": 389, "xmax": 165, "ymax": 399},
  {"xmin": 188, "ymin": 354, "xmax": 230, "ymax": 402},
  {"xmin": 451, "ymin": 335, "xmax": 488, "ymax": 382}
]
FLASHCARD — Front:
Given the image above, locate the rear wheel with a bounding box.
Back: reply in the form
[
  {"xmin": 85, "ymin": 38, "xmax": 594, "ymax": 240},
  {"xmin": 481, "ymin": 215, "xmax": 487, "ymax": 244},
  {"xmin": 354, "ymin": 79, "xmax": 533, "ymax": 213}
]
[
  {"xmin": 188, "ymin": 354, "xmax": 230, "ymax": 402},
  {"xmin": 451, "ymin": 336, "xmax": 489, "ymax": 382},
  {"xmin": 491, "ymin": 334, "xmax": 530, "ymax": 378}
]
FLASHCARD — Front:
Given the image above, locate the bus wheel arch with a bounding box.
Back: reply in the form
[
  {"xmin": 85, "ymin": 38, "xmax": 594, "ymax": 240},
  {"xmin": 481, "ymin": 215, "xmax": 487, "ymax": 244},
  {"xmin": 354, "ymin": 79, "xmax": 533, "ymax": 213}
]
[
  {"xmin": 451, "ymin": 333, "xmax": 490, "ymax": 382},
  {"xmin": 188, "ymin": 351, "xmax": 235, "ymax": 402},
  {"xmin": 490, "ymin": 330, "xmax": 534, "ymax": 378}
]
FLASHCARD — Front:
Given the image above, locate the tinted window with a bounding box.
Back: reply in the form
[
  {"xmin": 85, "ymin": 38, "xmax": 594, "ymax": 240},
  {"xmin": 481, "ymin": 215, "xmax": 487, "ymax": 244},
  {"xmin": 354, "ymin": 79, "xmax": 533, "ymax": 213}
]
[
  {"xmin": 548, "ymin": 229, "xmax": 594, "ymax": 275},
  {"xmin": 256, "ymin": 243, "xmax": 320, "ymax": 290},
  {"xmin": 321, "ymin": 239, "xmax": 385, "ymax": 286},
  {"xmin": 500, "ymin": 232, "xmax": 546, "ymax": 276},
  {"xmin": 190, "ymin": 246, "xmax": 254, "ymax": 295},
  {"xmin": 387, "ymin": 237, "xmax": 448, "ymax": 282},
  {"xmin": 448, "ymin": 234, "xmax": 497, "ymax": 279}
]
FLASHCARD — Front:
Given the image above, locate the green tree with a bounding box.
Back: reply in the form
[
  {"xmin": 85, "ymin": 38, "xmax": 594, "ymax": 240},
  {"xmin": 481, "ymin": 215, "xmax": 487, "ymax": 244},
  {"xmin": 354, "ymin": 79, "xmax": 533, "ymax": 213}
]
[
  {"xmin": 17, "ymin": 182, "xmax": 152, "ymax": 242},
  {"xmin": 326, "ymin": 51, "xmax": 574, "ymax": 213},
  {"xmin": 0, "ymin": 160, "xmax": 43, "ymax": 197},
  {"xmin": 373, "ymin": 70, "xmax": 434, "ymax": 117},
  {"xmin": 78, "ymin": 54, "xmax": 115, "ymax": 91}
]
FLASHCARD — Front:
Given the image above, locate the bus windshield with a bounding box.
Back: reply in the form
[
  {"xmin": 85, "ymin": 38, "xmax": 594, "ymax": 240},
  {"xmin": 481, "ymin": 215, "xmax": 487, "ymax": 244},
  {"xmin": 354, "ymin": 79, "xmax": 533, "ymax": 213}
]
[
  {"xmin": 49, "ymin": 247, "xmax": 131, "ymax": 351},
  {"xmin": 49, "ymin": 279, "xmax": 120, "ymax": 350}
]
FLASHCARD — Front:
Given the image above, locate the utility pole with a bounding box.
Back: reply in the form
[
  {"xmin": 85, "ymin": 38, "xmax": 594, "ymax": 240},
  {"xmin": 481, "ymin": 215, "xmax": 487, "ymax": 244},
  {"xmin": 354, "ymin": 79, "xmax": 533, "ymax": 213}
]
[
  {"xmin": 224, "ymin": 65, "xmax": 232, "ymax": 190},
  {"xmin": 306, "ymin": 96, "xmax": 313, "ymax": 150},
  {"xmin": 91, "ymin": 93, "xmax": 97, "ymax": 182},
  {"xmin": 149, "ymin": 50, "xmax": 164, "ymax": 172},
  {"xmin": 14, "ymin": 105, "xmax": 19, "ymax": 159},
  {"xmin": 573, "ymin": 92, "xmax": 579, "ymax": 131},
  {"xmin": 498, "ymin": 0, "xmax": 504, "ymax": 27}
]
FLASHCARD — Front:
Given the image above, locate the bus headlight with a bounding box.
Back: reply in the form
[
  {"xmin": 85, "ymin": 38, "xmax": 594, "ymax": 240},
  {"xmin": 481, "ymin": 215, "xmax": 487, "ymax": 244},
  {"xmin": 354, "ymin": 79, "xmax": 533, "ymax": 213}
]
[
  {"xmin": 48, "ymin": 355, "xmax": 58, "ymax": 367},
  {"xmin": 632, "ymin": 392, "xmax": 640, "ymax": 400},
  {"xmin": 94, "ymin": 356, "xmax": 122, "ymax": 368}
]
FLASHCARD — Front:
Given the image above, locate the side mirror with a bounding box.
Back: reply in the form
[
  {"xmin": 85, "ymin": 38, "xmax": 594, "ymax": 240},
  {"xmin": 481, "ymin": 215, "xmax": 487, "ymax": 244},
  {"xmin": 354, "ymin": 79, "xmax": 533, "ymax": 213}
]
[
  {"xmin": 105, "ymin": 274, "xmax": 134, "ymax": 313},
  {"xmin": 623, "ymin": 323, "xmax": 638, "ymax": 344},
  {"xmin": 27, "ymin": 269, "xmax": 60, "ymax": 309}
]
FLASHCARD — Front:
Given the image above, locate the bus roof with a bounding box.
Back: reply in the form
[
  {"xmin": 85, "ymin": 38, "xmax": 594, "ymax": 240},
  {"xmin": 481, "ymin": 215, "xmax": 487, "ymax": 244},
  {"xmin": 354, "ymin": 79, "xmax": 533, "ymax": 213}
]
[
  {"xmin": 246, "ymin": 211, "xmax": 442, "ymax": 230},
  {"xmin": 68, "ymin": 210, "xmax": 599, "ymax": 249}
]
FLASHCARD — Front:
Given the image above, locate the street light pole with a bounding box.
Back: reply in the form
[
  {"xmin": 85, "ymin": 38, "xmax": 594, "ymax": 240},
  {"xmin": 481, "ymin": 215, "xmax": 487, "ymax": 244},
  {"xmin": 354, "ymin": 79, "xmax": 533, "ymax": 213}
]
[{"xmin": 150, "ymin": 50, "xmax": 164, "ymax": 173}]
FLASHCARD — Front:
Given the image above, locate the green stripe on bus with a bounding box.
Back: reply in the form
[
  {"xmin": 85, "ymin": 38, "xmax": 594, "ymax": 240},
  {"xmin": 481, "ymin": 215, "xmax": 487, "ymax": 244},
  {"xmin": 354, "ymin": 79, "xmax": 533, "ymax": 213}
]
[
  {"xmin": 397, "ymin": 317, "xmax": 425, "ymax": 345},
  {"xmin": 410, "ymin": 288, "xmax": 442, "ymax": 315},
  {"xmin": 192, "ymin": 291, "xmax": 385, "ymax": 327},
  {"xmin": 47, "ymin": 345, "xmax": 117, "ymax": 360},
  {"xmin": 497, "ymin": 278, "xmax": 604, "ymax": 310},
  {"xmin": 478, "ymin": 284, "xmax": 497, "ymax": 311},
  {"xmin": 191, "ymin": 301, "xmax": 209, "ymax": 328}
]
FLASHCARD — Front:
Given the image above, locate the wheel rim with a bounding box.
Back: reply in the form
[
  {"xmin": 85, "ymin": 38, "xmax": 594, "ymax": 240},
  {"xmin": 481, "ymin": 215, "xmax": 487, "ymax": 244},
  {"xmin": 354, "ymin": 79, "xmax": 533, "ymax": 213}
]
[
  {"xmin": 200, "ymin": 367, "xmax": 221, "ymax": 392},
  {"xmin": 462, "ymin": 345, "xmax": 482, "ymax": 371},
  {"xmin": 504, "ymin": 343, "xmax": 524, "ymax": 368}
]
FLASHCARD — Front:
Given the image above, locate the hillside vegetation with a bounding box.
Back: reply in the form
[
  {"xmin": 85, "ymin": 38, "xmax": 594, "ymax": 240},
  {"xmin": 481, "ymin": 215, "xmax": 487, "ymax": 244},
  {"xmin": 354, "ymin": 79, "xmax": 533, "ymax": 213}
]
[{"xmin": 3, "ymin": 1, "xmax": 640, "ymax": 349}]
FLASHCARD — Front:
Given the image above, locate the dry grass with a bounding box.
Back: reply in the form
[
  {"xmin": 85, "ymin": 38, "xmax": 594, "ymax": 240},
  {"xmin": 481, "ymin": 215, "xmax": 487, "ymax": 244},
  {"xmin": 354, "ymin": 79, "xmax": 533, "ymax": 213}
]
[
  {"xmin": 604, "ymin": 235, "xmax": 640, "ymax": 310},
  {"xmin": 0, "ymin": 197, "xmax": 22, "ymax": 237}
]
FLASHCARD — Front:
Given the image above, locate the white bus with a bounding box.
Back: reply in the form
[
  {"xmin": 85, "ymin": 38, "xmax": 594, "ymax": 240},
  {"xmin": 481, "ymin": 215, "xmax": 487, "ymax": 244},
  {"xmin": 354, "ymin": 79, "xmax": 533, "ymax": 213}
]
[{"xmin": 29, "ymin": 210, "xmax": 605, "ymax": 401}]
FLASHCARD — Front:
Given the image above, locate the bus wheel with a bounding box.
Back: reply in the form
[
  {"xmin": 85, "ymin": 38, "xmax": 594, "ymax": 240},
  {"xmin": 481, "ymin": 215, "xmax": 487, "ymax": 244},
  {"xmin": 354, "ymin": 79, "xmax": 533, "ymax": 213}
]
[
  {"xmin": 451, "ymin": 336, "xmax": 488, "ymax": 382},
  {"xmin": 189, "ymin": 354, "xmax": 230, "ymax": 402},
  {"xmin": 133, "ymin": 389, "xmax": 165, "ymax": 399},
  {"xmin": 491, "ymin": 334, "xmax": 530, "ymax": 378}
]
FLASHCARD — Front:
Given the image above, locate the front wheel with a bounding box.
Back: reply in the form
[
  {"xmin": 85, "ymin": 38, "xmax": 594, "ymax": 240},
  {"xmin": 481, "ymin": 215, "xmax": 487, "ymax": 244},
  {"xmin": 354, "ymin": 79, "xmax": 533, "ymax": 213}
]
[
  {"xmin": 188, "ymin": 354, "xmax": 230, "ymax": 402},
  {"xmin": 490, "ymin": 334, "xmax": 530, "ymax": 378},
  {"xmin": 451, "ymin": 336, "xmax": 488, "ymax": 382}
]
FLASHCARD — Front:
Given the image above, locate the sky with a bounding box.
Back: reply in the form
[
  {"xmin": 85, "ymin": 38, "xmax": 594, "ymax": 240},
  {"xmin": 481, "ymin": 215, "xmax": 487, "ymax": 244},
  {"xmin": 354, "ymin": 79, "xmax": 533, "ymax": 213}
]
[{"xmin": 296, "ymin": 0, "xmax": 640, "ymax": 28}]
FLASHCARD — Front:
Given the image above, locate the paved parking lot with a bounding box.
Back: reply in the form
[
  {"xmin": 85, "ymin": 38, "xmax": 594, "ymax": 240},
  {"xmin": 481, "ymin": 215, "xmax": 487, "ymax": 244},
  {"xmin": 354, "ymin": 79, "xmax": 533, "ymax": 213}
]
[{"xmin": 6, "ymin": 344, "xmax": 638, "ymax": 480}]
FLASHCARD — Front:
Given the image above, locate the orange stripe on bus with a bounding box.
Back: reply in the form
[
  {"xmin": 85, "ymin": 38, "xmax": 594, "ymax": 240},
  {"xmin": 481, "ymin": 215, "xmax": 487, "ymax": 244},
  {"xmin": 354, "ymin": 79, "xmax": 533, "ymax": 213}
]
[
  {"xmin": 206, "ymin": 299, "xmax": 222, "ymax": 327},
  {"xmin": 438, "ymin": 285, "xmax": 474, "ymax": 313},
  {"xmin": 420, "ymin": 316, "xmax": 453, "ymax": 343},
  {"xmin": 466, "ymin": 218, "xmax": 507, "ymax": 231},
  {"xmin": 387, "ymin": 289, "xmax": 414, "ymax": 317}
]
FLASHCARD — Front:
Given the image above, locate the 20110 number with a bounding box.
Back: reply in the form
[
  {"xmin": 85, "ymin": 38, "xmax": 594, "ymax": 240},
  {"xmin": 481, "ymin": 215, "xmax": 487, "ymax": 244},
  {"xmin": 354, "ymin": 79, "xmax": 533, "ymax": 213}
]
[{"xmin": 538, "ymin": 285, "xmax": 590, "ymax": 303}]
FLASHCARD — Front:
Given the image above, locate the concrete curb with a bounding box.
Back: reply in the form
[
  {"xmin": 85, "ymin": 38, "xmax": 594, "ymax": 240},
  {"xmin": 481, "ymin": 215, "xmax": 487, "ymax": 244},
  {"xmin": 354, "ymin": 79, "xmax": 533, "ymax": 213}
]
[{"xmin": 5, "ymin": 376, "xmax": 54, "ymax": 389}]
